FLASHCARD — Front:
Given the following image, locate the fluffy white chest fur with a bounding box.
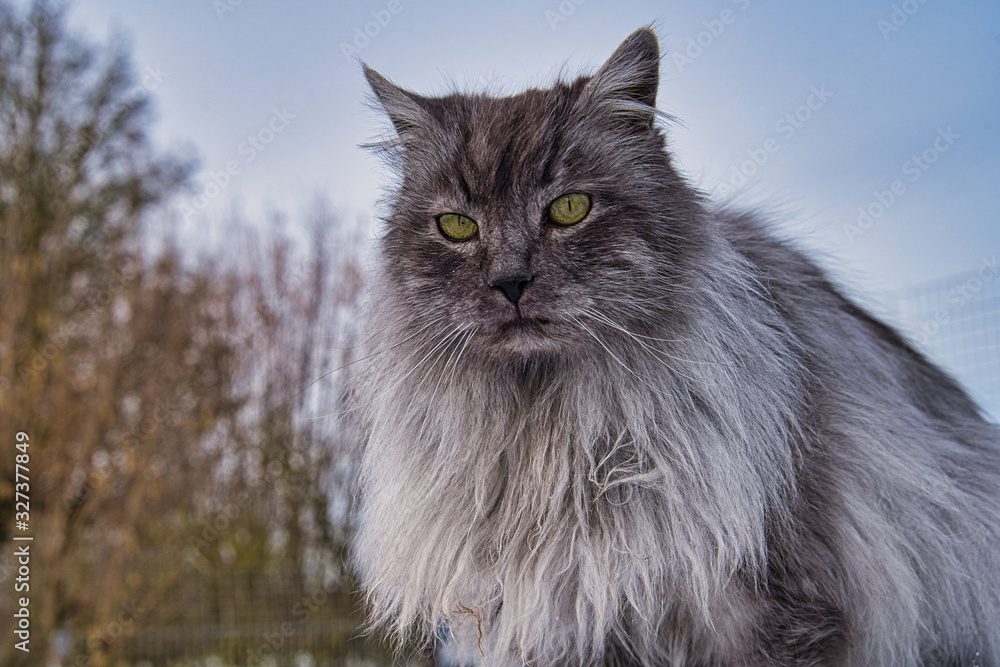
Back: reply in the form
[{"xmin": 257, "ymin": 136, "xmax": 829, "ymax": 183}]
[{"xmin": 354, "ymin": 322, "xmax": 797, "ymax": 665}]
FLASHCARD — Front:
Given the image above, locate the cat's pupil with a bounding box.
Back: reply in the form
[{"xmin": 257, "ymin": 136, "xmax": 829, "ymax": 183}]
[{"xmin": 549, "ymin": 193, "xmax": 591, "ymax": 225}]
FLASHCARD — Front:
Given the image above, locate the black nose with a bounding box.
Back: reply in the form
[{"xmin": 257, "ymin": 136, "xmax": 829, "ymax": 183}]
[{"xmin": 491, "ymin": 275, "xmax": 532, "ymax": 304}]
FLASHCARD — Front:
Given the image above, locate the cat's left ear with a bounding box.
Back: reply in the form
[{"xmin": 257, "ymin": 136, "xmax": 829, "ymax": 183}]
[
  {"xmin": 364, "ymin": 66, "xmax": 430, "ymax": 140},
  {"xmin": 582, "ymin": 27, "xmax": 660, "ymax": 127}
]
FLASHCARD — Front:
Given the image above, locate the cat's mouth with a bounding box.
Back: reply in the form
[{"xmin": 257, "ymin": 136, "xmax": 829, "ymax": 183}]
[
  {"xmin": 497, "ymin": 316, "xmax": 551, "ymax": 334},
  {"xmin": 477, "ymin": 313, "xmax": 564, "ymax": 354}
]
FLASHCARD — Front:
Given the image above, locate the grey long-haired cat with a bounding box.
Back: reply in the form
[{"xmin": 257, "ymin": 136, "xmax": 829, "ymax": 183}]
[{"xmin": 352, "ymin": 28, "xmax": 1000, "ymax": 666}]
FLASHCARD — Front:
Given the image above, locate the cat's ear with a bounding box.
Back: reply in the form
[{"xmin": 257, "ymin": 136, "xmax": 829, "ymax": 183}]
[
  {"xmin": 364, "ymin": 66, "xmax": 430, "ymax": 139},
  {"xmin": 582, "ymin": 27, "xmax": 660, "ymax": 126}
]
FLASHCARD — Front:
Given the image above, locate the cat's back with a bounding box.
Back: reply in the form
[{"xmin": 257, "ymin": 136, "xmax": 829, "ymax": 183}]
[
  {"xmin": 717, "ymin": 206, "xmax": 986, "ymax": 423},
  {"xmin": 716, "ymin": 206, "xmax": 1000, "ymax": 664}
]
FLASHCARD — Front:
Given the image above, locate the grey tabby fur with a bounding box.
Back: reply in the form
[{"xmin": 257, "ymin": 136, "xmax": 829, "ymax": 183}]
[{"xmin": 352, "ymin": 28, "xmax": 1000, "ymax": 666}]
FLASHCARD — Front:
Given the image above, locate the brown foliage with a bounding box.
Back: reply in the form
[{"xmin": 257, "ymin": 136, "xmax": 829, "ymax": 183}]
[{"xmin": 0, "ymin": 2, "xmax": 380, "ymax": 665}]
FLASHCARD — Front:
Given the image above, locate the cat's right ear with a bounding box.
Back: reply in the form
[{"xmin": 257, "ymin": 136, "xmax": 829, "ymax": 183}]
[
  {"xmin": 364, "ymin": 66, "xmax": 430, "ymax": 140},
  {"xmin": 581, "ymin": 27, "xmax": 661, "ymax": 131}
]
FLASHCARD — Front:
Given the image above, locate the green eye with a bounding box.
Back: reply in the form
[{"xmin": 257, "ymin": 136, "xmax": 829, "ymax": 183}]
[
  {"xmin": 437, "ymin": 213, "xmax": 478, "ymax": 241},
  {"xmin": 548, "ymin": 193, "xmax": 591, "ymax": 226}
]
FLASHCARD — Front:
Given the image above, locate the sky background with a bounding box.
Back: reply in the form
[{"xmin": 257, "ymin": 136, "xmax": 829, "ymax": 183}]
[
  {"xmin": 55, "ymin": 0, "xmax": 1000, "ymax": 300},
  {"xmin": 32, "ymin": 0, "xmax": 1000, "ymax": 414}
]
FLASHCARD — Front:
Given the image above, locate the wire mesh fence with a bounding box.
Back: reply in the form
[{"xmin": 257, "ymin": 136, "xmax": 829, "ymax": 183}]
[
  {"xmin": 887, "ymin": 257, "xmax": 1000, "ymax": 422},
  {"xmin": 121, "ymin": 620, "xmax": 367, "ymax": 667},
  {"xmin": 43, "ymin": 569, "xmax": 430, "ymax": 667}
]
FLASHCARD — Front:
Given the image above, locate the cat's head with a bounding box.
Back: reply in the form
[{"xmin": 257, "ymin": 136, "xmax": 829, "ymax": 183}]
[{"xmin": 364, "ymin": 28, "xmax": 708, "ymax": 359}]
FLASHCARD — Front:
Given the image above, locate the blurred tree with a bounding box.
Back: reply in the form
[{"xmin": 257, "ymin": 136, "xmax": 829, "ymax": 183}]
[
  {"xmin": 0, "ymin": 2, "xmax": 380, "ymax": 665},
  {"xmin": 170, "ymin": 208, "xmax": 372, "ymax": 665},
  {"xmin": 0, "ymin": 0, "xmax": 208, "ymax": 663}
]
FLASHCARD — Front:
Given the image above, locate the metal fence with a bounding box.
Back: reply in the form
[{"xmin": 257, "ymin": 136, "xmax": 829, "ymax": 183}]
[
  {"xmin": 887, "ymin": 259, "xmax": 1000, "ymax": 422},
  {"xmin": 48, "ymin": 570, "xmax": 430, "ymax": 667},
  {"xmin": 118, "ymin": 620, "xmax": 397, "ymax": 667}
]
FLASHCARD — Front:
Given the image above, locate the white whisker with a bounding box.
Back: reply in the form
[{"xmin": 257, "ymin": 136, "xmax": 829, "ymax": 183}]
[{"xmin": 582, "ymin": 307, "xmax": 715, "ymax": 369}]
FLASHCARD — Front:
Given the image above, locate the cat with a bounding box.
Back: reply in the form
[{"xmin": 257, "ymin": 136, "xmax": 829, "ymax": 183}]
[{"xmin": 351, "ymin": 27, "xmax": 1000, "ymax": 666}]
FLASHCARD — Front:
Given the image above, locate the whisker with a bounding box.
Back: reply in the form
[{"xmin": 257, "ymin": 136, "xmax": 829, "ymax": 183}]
[
  {"xmin": 368, "ymin": 321, "xmax": 465, "ymax": 410},
  {"xmin": 306, "ymin": 314, "xmax": 454, "ymax": 420},
  {"xmin": 288, "ymin": 312, "xmax": 449, "ymax": 411},
  {"xmin": 447, "ymin": 329, "xmax": 476, "ymax": 389},
  {"xmin": 571, "ymin": 316, "xmax": 667, "ymax": 392},
  {"xmin": 582, "ymin": 308, "xmax": 690, "ymax": 345},
  {"xmin": 424, "ymin": 324, "xmax": 474, "ymax": 404},
  {"xmin": 579, "ymin": 308, "xmax": 708, "ymax": 378},
  {"xmin": 428, "ymin": 328, "xmax": 479, "ymax": 449}
]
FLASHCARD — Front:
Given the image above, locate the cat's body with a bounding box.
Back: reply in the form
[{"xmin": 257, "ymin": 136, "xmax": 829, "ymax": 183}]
[{"xmin": 353, "ymin": 28, "xmax": 1000, "ymax": 666}]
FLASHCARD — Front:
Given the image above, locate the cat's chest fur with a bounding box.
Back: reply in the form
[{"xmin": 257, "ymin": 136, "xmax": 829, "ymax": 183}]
[{"xmin": 354, "ymin": 341, "xmax": 784, "ymax": 664}]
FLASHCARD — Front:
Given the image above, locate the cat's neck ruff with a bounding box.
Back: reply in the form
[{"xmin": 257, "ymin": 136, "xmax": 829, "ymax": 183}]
[{"xmin": 355, "ymin": 290, "xmax": 800, "ymax": 662}]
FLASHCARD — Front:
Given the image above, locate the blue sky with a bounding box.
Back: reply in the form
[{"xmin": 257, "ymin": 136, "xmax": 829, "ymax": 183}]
[{"xmin": 57, "ymin": 0, "xmax": 1000, "ymax": 309}]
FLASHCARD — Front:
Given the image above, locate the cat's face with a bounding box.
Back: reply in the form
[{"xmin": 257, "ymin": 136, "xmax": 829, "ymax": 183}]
[{"xmin": 366, "ymin": 29, "xmax": 705, "ymax": 358}]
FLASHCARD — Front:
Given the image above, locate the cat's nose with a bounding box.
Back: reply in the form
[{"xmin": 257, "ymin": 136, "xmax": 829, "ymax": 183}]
[{"xmin": 491, "ymin": 275, "xmax": 533, "ymax": 304}]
